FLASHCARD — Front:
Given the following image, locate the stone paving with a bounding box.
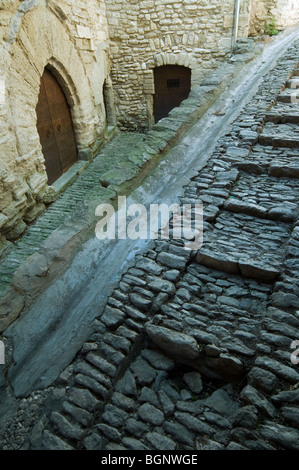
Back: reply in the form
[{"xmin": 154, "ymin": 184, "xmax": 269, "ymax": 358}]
[{"xmin": 1, "ymin": 39, "xmax": 299, "ymax": 451}]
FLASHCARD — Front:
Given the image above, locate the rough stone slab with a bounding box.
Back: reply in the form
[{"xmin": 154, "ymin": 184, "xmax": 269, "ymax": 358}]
[
  {"xmin": 101, "ymin": 306, "xmax": 125, "ymax": 328},
  {"xmin": 102, "ymin": 404, "xmax": 128, "ymax": 428},
  {"xmin": 204, "ymin": 389, "xmax": 239, "ymax": 417},
  {"xmin": 141, "ymin": 348, "xmax": 175, "ymax": 371},
  {"xmin": 86, "ymin": 353, "xmax": 117, "ymax": 378},
  {"xmin": 163, "ymin": 420, "xmax": 194, "ymax": 447},
  {"xmin": 62, "ymin": 401, "xmax": 93, "ymax": 427},
  {"xmin": 137, "ymin": 403, "xmax": 164, "ymax": 426},
  {"xmin": 122, "ymin": 437, "xmax": 150, "ymax": 451},
  {"xmin": 247, "ymin": 367, "xmax": 279, "ymax": 393},
  {"xmin": 41, "ymin": 430, "xmax": 74, "ymax": 450},
  {"xmin": 156, "ymin": 252, "xmax": 186, "ymax": 270},
  {"xmin": 145, "ymin": 432, "xmax": 176, "ymax": 450},
  {"xmin": 271, "ymin": 389, "xmax": 299, "ymax": 406},
  {"xmin": 281, "ymin": 406, "xmax": 299, "ymax": 429},
  {"xmin": 175, "ymin": 412, "xmax": 214, "ymax": 436},
  {"xmin": 195, "ymin": 249, "xmax": 239, "ymax": 274},
  {"xmin": 115, "ymin": 370, "xmax": 137, "ymax": 397},
  {"xmin": 130, "ymin": 358, "xmax": 156, "ymax": 386},
  {"xmin": 240, "ymin": 385, "xmax": 277, "ymax": 418},
  {"xmin": 238, "ymin": 259, "xmax": 280, "ymax": 282},
  {"xmin": 129, "ymin": 293, "xmax": 152, "ymax": 311},
  {"xmin": 255, "ymin": 357, "xmax": 299, "ymax": 384},
  {"xmin": 74, "ymin": 374, "xmax": 108, "ymax": 399},
  {"xmin": 183, "ymin": 371, "xmax": 203, "ymax": 394},
  {"xmin": 269, "ymin": 163, "xmax": 299, "ymax": 178},
  {"xmin": 68, "ymin": 387, "xmax": 101, "ymax": 412},
  {"xmin": 124, "ymin": 418, "xmax": 148, "ymax": 438},
  {"xmin": 97, "ymin": 424, "xmax": 121, "ymax": 443},
  {"xmin": 50, "ymin": 411, "xmax": 83, "ymax": 441},
  {"xmin": 75, "ymin": 361, "xmax": 112, "ymax": 388}
]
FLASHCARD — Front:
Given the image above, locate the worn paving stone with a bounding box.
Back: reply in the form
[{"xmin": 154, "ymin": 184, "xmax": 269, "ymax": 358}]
[
  {"xmin": 141, "ymin": 349, "xmax": 175, "ymax": 371},
  {"xmin": 115, "ymin": 370, "xmax": 137, "ymax": 397},
  {"xmin": 145, "ymin": 432, "xmax": 176, "ymax": 450},
  {"xmin": 124, "ymin": 418, "xmax": 148, "ymax": 438},
  {"xmin": 130, "ymin": 357, "xmax": 157, "ymax": 386},
  {"xmin": 3, "ymin": 42, "xmax": 299, "ymax": 452},
  {"xmin": 62, "ymin": 401, "xmax": 93, "ymax": 427},
  {"xmin": 182, "ymin": 372, "xmax": 203, "ymax": 395},
  {"xmin": 102, "ymin": 404, "xmax": 128, "ymax": 428},
  {"xmin": 260, "ymin": 422, "xmax": 299, "ymax": 450},
  {"xmin": 83, "ymin": 433, "xmax": 102, "ymax": 450},
  {"xmin": 240, "ymin": 385, "xmax": 277, "ymax": 419},
  {"xmin": 68, "ymin": 387, "xmax": 100, "ymax": 413},
  {"xmin": 145, "ymin": 323, "xmax": 200, "ymax": 360}
]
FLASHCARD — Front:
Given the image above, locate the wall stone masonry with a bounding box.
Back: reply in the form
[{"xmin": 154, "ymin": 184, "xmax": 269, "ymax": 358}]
[{"xmin": 0, "ymin": 36, "xmax": 298, "ymax": 451}]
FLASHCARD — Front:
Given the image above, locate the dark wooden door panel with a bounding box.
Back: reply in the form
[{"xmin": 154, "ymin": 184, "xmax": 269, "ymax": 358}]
[
  {"xmin": 36, "ymin": 75, "xmax": 62, "ymax": 185},
  {"xmin": 36, "ymin": 68, "xmax": 78, "ymax": 185},
  {"xmin": 154, "ymin": 65, "xmax": 191, "ymax": 123}
]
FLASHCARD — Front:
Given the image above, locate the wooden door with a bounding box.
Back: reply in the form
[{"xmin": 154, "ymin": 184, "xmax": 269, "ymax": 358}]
[
  {"xmin": 36, "ymin": 68, "xmax": 78, "ymax": 185},
  {"xmin": 153, "ymin": 65, "xmax": 191, "ymax": 123}
]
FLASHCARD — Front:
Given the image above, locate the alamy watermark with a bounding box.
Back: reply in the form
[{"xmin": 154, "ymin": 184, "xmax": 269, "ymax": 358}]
[
  {"xmin": 290, "ymin": 340, "xmax": 299, "ymax": 365},
  {"xmin": 291, "ymin": 78, "xmax": 299, "ymax": 104},
  {"xmin": 95, "ymin": 196, "xmax": 203, "ymax": 250},
  {"xmin": 0, "ymin": 340, "xmax": 4, "ymax": 365}
]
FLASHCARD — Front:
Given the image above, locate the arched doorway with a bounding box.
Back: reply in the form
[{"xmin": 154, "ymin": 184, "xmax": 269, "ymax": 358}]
[
  {"xmin": 153, "ymin": 65, "xmax": 191, "ymax": 123},
  {"xmin": 36, "ymin": 68, "xmax": 78, "ymax": 185}
]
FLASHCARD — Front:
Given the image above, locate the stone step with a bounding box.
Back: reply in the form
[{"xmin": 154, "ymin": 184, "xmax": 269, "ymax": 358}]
[
  {"xmin": 266, "ymin": 102, "xmax": 299, "ymax": 124},
  {"xmin": 259, "ymin": 122, "xmax": 299, "ymax": 148},
  {"xmin": 277, "ymin": 88, "xmax": 299, "ymax": 104}
]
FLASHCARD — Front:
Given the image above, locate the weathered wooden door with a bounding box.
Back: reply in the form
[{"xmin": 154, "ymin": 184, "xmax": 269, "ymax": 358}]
[
  {"xmin": 36, "ymin": 68, "xmax": 78, "ymax": 185},
  {"xmin": 153, "ymin": 65, "xmax": 191, "ymax": 123}
]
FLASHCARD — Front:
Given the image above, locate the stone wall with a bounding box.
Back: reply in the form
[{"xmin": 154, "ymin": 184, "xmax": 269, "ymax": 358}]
[
  {"xmin": 105, "ymin": 0, "xmax": 252, "ymax": 132},
  {"xmin": 0, "ymin": 0, "xmax": 111, "ymax": 245},
  {"xmin": 249, "ymin": 0, "xmax": 299, "ymax": 35}
]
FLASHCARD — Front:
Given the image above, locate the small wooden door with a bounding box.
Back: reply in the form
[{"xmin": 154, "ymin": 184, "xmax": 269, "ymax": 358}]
[
  {"xmin": 36, "ymin": 68, "xmax": 78, "ymax": 185},
  {"xmin": 153, "ymin": 65, "xmax": 191, "ymax": 123}
]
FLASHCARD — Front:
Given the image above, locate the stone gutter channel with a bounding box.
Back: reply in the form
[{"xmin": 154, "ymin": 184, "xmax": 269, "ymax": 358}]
[{"xmin": 0, "ymin": 28, "xmax": 299, "ymax": 450}]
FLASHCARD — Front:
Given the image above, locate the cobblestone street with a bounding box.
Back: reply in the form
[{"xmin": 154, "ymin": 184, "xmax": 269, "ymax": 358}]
[{"xmin": 0, "ymin": 33, "xmax": 299, "ymax": 452}]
